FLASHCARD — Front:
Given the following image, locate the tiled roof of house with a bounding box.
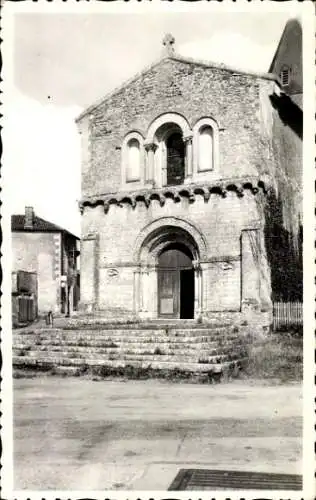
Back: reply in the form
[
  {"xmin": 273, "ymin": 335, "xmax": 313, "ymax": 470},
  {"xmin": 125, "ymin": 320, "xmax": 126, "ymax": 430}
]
[{"xmin": 11, "ymin": 214, "xmax": 79, "ymax": 239}]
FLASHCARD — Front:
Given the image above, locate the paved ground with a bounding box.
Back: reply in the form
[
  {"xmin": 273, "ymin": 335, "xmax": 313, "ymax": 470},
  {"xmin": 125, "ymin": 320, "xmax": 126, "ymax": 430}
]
[{"xmin": 14, "ymin": 377, "xmax": 302, "ymax": 491}]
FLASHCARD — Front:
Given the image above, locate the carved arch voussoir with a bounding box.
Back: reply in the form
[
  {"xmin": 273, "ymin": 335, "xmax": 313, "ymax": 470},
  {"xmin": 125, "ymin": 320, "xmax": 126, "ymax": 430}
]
[
  {"xmin": 133, "ymin": 216, "xmax": 208, "ymax": 262},
  {"xmin": 146, "ymin": 112, "xmax": 192, "ymax": 143}
]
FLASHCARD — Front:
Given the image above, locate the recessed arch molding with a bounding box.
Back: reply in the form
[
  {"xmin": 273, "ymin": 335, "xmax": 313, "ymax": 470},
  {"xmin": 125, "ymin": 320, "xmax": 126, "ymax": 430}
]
[{"xmin": 133, "ymin": 216, "xmax": 208, "ymax": 262}]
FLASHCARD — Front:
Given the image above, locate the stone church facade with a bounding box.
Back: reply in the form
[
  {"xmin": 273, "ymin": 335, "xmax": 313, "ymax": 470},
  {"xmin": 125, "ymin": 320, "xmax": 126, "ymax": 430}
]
[{"xmin": 77, "ymin": 25, "xmax": 302, "ymax": 330}]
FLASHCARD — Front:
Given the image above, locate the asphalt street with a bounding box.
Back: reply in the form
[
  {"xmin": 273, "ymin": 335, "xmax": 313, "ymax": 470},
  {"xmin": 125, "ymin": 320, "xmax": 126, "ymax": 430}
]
[{"xmin": 13, "ymin": 377, "xmax": 302, "ymax": 490}]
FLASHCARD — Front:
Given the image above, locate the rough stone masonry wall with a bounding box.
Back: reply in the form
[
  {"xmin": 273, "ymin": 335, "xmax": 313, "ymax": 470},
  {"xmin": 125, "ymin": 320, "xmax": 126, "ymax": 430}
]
[
  {"xmin": 78, "ymin": 58, "xmax": 290, "ymax": 322},
  {"xmin": 11, "ymin": 232, "xmax": 62, "ymax": 313},
  {"xmin": 80, "ymin": 189, "xmax": 270, "ymax": 317},
  {"xmin": 79, "ymin": 59, "xmax": 276, "ymax": 198}
]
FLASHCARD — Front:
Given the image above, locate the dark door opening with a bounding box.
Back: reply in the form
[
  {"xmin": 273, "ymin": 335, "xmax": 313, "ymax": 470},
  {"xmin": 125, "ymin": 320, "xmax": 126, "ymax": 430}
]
[
  {"xmin": 167, "ymin": 132, "xmax": 185, "ymax": 186},
  {"xmin": 157, "ymin": 246, "xmax": 194, "ymax": 319},
  {"xmin": 180, "ymin": 269, "xmax": 195, "ymax": 319}
]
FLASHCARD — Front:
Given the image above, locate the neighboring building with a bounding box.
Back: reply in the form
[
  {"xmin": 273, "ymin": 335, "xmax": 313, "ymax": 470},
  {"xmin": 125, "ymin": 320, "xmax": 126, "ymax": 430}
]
[
  {"xmin": 268, "ymin": 19, "xmax": 303, "ymax": 303},
  {"xmin": 76, "ymin": 25, "xmax": 302, "ymax": 329},
  {"xmin": 11, "ymin": 206, "xmax": 80, "ymax": 315},
  {"xmin": 269, "ymin": 19, "xmax": 302, "ymax": 108}
]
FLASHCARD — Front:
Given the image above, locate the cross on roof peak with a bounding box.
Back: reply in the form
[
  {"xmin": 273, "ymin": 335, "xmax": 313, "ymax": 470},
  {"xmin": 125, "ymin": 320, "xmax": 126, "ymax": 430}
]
[{"xmin": 162, "ymin": 33, "xmax": 175, "ymax": 56}]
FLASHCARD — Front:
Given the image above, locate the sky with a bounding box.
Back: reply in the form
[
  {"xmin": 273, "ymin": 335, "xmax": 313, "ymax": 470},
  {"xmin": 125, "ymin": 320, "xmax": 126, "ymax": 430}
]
[{"xmin": 5, "ymin": 9, "xmax": 303, "ymax": 236}]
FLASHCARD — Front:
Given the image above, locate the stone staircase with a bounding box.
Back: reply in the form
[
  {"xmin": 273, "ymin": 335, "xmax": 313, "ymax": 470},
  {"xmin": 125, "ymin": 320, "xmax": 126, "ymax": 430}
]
[{"xmin": 13, "ymin": 320, "xmax": 250, "ymax": 379}]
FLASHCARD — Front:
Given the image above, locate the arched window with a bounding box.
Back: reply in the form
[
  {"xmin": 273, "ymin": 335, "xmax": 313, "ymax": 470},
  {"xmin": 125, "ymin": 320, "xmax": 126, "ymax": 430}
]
[
  {"xmin": 122, "ymin": 131, "xmax": 144, "ymax": 185},
  {"xmin": 145, "ymin": 112, "xmax": 192, "ymax": 188},
  {"xmin": 193, "ymin": 117, "xmax": 219, "ymax": 175},
  {"xmin": 127, "ymin": 138, "xmax": 140, "ymax": 181},
  {"xmin": 166, "ymin": 132, "xmax": 185, "ymax": 185},
  {"xmin": 198, "ymin": 126, "xmax": 213, "ymax": 172}
]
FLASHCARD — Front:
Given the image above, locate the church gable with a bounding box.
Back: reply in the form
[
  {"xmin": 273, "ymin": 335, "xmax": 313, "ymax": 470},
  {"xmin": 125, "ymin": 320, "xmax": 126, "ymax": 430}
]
[
  {"xmin": 79, "ymin": 53, "xmax": 276, "ymax": 199},
  {"xmin": 87, "ymin": 56, "xmax": 272, "ymax": 137},
  {"xmin": 77, "ymin": 32, "xmax": 302, "ymax": 328}
]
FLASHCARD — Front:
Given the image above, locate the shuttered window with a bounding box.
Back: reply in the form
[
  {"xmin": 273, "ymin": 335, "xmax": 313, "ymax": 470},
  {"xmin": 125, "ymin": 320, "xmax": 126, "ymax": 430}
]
[{"xmin": 280, "ymin": 67, "xmax": 290, "ymax": 87}]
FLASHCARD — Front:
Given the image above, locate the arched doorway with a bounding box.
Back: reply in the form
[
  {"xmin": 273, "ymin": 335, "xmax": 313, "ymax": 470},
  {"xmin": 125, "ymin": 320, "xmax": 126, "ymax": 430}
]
[
  {"xmin": 135, "ymin": 220, "xmax": 206, "ymax": 320},
  {"xmin": 158, "ymin": 243, "xmax": 194, "ymax": 319}
]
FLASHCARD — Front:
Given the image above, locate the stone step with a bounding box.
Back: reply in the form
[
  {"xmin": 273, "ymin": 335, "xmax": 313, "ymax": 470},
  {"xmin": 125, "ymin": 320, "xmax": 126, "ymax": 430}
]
[
  {"xmin": 13, "ymin": 335, "xmax": 244, "ymax": 347},
  {"xmin": 61, "ymin": 321, "xmax": 232, "ymax": 331},
  {"xmin": 13, "ymin": 343, "xmax": 246, "ymax": 357},
  {"xmin": 13, "ymin": 338, "xmax": 224, "ymax": 349},
  {"xmin": 13, "ymin": 355, "xmax": 244, "ymax": 374},
  {"xmin": 14, "ymin": 325, "xmax": 231, "ymax": 336},
  {"xmin": 14, "ymin": 339, "xmax": 245, "ymax": 352},
  {"xmin": 13, "ymin": 333, "xmax": 241, "ymax": 345},
  {"xmin": 12, "ymin": 320, "xmax": 250, "ymax": 381},
  {"xmin": 14, "ymin": 349, "xmax": 238, "ymax": 364}
]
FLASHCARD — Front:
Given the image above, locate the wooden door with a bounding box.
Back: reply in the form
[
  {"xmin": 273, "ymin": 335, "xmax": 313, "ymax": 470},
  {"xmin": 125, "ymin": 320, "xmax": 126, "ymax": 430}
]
[{"xmin": 158, "ymin": 269, "xmax": 180, "ymax": 318}]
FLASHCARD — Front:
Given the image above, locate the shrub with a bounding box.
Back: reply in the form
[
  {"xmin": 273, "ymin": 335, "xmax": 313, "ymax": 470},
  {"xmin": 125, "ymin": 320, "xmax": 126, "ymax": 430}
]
[{"xmin": 243, "ymin": 331, "xmax": 302, "ymax": 382}]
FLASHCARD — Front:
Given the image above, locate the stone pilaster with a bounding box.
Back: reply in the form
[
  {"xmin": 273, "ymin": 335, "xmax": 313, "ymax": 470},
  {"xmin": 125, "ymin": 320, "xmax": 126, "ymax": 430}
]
[
  {"xmin": 241, "ymin": 229, "xmax": 260, "ymax": 311},
  {"xmin": 80, "ymin": 233, "xmax": 99, "ymax": 312}
]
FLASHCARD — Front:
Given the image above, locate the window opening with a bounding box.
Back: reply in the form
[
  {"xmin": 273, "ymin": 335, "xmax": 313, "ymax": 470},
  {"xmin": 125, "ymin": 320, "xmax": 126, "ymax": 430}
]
[
  {"xmin": 280, "ymin": 67, "xmax": 290, "ymax": 87},
  {"xmin": 126, "ymin": 138, "xmax": 141, "ymax": 181},
  {"xmin": 198, "ymin": 125, "xmax": 213, "ymax": 172},
  {"xmin": 166, "ymin": 132, "xmax": 185, "ymax": 186}
]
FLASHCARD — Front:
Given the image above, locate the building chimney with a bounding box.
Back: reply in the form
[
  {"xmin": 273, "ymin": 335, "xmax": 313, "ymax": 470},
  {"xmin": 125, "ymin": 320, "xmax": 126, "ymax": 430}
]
[{"xmin": 24, "ymin": 206, "xmax": 34, "ymax": 229}]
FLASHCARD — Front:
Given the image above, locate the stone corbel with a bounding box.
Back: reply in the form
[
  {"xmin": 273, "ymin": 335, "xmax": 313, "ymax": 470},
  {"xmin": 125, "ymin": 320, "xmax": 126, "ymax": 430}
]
[
  {"xmin": 135, "ymin": 194, "xmax": 150, "ymax": 208},
  {"xmin": 131, "ymin": 196, "xmax": 137, "ymax": 209},
  {"xmin": 159, "ymin": 195, "xmax": 166, "ymax": 207},
  {"xmin": 203, "ymin": 190, "xmax": 210, "ymax": 202},
  {"xmin": 103, "ymin": 201, "xmax": 110, "ymax": 214}
]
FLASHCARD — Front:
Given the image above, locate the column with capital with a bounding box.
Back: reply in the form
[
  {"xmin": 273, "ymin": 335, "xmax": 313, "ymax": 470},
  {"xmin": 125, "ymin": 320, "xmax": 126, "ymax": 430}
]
[
  {"xmin": 141, "ymin": 267, "xmax": 149, "ymax": 313},
  {"xmin": 133, "ymin": 267, "xmax": 141, "ymax": 316},
  {"xmin": 183, "ymin": 134, "xmax": 193, "ymax": 182},
  {"xmin": 192, "ymin": 260, "xmax": 202, "ymax": 318},
  {"xmin": 144, "ymin": 142, "xmax": 157, "ymax": 187}
]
